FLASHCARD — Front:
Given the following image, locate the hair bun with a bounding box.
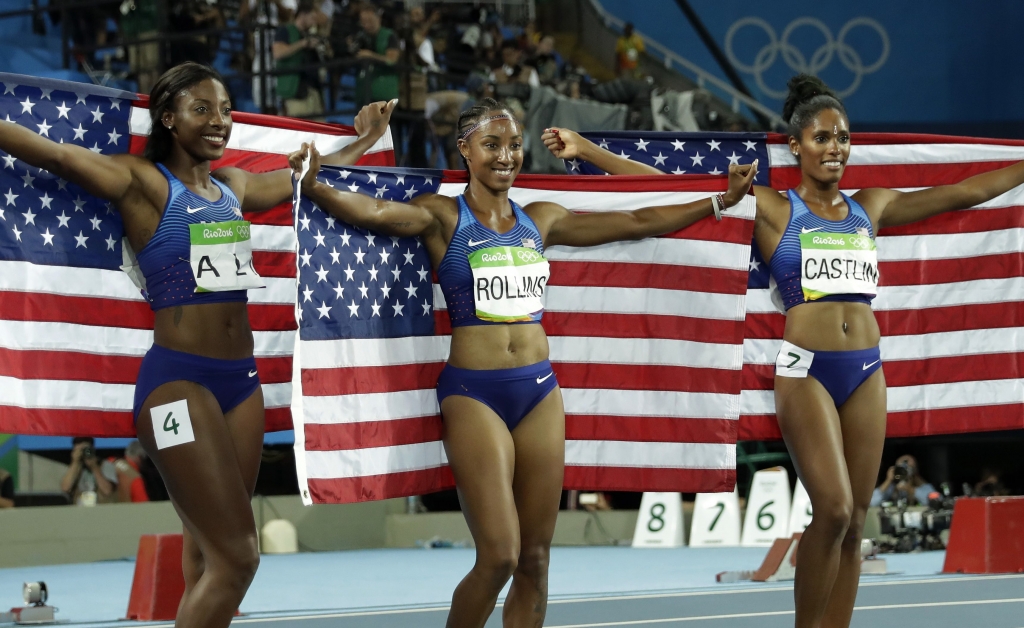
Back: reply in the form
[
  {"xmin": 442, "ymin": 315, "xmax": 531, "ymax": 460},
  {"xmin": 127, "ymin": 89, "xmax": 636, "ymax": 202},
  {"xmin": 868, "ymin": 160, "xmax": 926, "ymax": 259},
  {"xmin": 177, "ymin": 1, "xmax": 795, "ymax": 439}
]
[{"xmin": 782, "ymin": 74, "xmax": 839, "ymax": 124}]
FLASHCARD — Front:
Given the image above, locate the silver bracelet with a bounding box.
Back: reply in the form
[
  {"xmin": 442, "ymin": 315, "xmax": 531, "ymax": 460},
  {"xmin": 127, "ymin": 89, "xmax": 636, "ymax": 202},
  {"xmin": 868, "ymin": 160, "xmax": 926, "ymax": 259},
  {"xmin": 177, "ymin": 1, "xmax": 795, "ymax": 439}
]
[{"xmin": 711, "ymin": 194, "xmax": 723, "ymax": 221}]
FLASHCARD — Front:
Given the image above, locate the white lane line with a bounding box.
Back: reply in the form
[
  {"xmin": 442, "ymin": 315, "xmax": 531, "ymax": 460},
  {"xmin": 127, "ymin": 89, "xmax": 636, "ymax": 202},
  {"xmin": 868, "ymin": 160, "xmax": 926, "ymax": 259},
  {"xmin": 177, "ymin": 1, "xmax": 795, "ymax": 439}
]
[
  {"xmin": 545, "ymin": 597, "xmax": 1024, "ymax": 627},
  {"xmin": 546, "ymin": 572, "xmax": 1024, "ymax": 605}
]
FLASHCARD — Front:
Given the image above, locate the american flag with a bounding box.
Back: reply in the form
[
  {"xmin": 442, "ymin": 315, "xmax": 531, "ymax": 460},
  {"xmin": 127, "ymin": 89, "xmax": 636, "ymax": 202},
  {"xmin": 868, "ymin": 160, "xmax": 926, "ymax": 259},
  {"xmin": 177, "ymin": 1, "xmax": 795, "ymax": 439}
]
[
  {"xmin": 0, "ymin": 72, "xmax": 393, "ymax": 438},
  {"xmin": 292, "ymin": 166, "xmax": 755, "ymax": 504},
  {"xmin": 573, "ymin": 131, "xmax": 1024, "ymax": 440}
]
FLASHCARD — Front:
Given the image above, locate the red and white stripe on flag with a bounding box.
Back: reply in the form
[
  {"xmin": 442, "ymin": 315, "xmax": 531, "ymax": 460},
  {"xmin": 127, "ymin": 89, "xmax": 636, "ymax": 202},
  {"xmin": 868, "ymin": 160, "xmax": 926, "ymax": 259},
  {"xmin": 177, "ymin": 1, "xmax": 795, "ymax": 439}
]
[
  {"xmin": 0, "ymin": 101, "xmax": 393, "ymax": 438},
  {"xmin": 740, "ymin": 133, "xmax": 1024, "ymax": 440},
  {"xmin": 293, "ymin": 174, "xmax": 755, "ymax": 504}
]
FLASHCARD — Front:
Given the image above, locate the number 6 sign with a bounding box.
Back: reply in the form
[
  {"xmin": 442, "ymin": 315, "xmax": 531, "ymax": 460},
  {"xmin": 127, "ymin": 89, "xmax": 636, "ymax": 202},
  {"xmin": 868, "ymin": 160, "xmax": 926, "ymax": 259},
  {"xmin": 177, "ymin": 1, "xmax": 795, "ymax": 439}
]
[{"xmin": 741, "ymin": 467, "xmax": 792, "ymax": 546}]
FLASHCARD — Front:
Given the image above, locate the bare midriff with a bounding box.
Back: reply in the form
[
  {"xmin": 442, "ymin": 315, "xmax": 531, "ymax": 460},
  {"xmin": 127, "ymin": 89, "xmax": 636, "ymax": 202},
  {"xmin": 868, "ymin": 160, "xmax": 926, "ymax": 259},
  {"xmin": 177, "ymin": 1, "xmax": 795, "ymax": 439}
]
[
  {"xmin": 447, "ymin": 322, "xmax": 550, "ymax": 369},
  {"xmin": 783, "ymin": 300, "xmax": 880, "ymax": 351},
  {"xmin": 153, "ymin": 301, "xmax": 254, "ymax": 360}
]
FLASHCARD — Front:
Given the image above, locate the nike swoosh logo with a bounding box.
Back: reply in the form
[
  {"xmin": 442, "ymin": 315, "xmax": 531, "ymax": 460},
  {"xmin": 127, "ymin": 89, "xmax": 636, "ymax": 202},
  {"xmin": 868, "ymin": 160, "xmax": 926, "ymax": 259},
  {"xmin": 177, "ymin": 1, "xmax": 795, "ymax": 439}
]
[
  {"xmin": 801, "ymin": 226, "xmax": 824, "ymax": 233},
  {"xmin": 467, "ymin": 238, "xmax": 491, "ymax": 247},
  {"xmin": 248, "ymin": 370, "xmax": 258, "ymax": 377},
  {"xmin": 862, "ymin": 360, "xmax": 880, "ymax": 370},
  {"xmin": 186, "ymin": 206, "xmax": 205, "ymax": 214},
  {"xmin": 536, "ymin": 373, "xmax": 553, "ymax": 384}
]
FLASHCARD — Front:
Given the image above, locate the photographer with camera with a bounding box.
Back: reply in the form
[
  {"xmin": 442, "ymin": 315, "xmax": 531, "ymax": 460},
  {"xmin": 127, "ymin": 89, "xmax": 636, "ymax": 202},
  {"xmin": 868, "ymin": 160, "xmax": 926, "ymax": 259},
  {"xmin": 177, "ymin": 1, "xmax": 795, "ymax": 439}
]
[
  {"xmin": 352, "ymin": 5, "xmax": 400, "ymax": 106},
  {"xmin": 60, "ymin": 437, "xmax": 118, "ymax": 506},
  {"xmin": 871, "ymin": 454, "xmax": 936, "ymax": 507},
  {"xmin": 273, "ymin": 0, "xmax": 330, "ymax": 117}
]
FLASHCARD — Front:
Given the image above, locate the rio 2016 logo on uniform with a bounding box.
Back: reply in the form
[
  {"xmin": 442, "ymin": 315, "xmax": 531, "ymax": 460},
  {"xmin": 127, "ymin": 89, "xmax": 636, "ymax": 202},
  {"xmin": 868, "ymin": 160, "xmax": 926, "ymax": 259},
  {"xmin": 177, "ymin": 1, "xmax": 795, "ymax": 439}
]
[
  {"xmin": 725, "ymin": 16, "xmax": 889, "ymax": 99},
  {"xmin": 516, "ymin": 250, "xmax": 541, "ymax": 263}
]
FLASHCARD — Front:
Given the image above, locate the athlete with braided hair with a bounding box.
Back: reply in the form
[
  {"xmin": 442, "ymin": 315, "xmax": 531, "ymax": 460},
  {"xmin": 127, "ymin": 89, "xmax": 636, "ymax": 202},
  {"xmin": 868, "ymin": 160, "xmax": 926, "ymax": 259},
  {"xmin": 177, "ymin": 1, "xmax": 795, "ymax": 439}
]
[
  {"xmin": 544, "ymin": 74, "xmax": 1024, "ymax": 628},
  {"xmin": 0, "ymin": 62, "xmax": 394, "ymax": 626},
  {"xmin": 293, "ymin": 96, "xmax": 757, "ymax": 628}
]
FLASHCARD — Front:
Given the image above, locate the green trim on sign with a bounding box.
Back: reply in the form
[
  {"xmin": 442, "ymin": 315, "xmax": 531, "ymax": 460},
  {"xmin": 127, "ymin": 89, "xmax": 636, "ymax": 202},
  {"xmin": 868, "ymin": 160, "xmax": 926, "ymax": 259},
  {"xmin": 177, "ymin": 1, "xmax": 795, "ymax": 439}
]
[{"xmin": 188, "ymin": 220, "xmax": 252, "ymax": 245}]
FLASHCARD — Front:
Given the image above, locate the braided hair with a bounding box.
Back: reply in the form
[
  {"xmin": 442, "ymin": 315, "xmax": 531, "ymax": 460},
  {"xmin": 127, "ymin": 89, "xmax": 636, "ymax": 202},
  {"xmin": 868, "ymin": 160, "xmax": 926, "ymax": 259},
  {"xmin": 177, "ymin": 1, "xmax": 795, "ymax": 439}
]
[
  {"xmin": 144, "ymin": 62, "xmax": 227, "ymax": 163},
  {"xmin": 782, "ymin": 74, "xmax": 847, "ymax": 140},
  {"xmin": 455, "ymin": 97, "xmax": 519, "ymax": 169}
]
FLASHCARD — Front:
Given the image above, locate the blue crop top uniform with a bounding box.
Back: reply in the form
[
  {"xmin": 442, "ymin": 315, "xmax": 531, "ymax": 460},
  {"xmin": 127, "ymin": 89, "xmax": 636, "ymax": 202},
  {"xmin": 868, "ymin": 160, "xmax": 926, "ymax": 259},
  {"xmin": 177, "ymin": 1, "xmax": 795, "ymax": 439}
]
[
  {"xmin": 130, "ymin": 164, "xmax": 266, "ymax": 422},
  {"xmin": 768, "ymin": 190, "xmax": 882, "ymax": 407},
  {"xmin": 435, "ymin": 195, "xmax": 558, "ymax": 431}
]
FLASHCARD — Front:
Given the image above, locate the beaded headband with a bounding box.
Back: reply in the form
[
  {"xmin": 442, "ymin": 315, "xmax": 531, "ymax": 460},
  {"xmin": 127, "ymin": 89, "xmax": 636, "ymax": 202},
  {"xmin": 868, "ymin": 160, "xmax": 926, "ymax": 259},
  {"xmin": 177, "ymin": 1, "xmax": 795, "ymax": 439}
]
[{"xmin": 458, "ymin": 113, "xmax": 519, "ymax": 141}]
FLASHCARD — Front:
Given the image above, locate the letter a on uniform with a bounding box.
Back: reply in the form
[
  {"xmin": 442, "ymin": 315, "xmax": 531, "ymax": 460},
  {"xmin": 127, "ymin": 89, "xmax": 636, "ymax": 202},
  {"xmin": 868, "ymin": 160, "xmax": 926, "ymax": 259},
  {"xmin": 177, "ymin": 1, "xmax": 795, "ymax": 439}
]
[{"xmin": 197, "ymin": 255, "xmax": 220, "ymax": 278}]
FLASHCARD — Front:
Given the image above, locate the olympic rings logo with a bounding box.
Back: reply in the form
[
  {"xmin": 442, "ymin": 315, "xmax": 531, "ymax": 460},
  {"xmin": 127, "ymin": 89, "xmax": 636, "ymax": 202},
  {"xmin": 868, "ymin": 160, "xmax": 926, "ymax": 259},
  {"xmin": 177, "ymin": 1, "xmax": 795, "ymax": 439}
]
[
  {"xmin": 516, "ymin": 250, "xmax": 541, "ymax": 263},
  {"xmin": 849, "ymin": 235, "xmax": 872, "ymax": 250},
  {"xmin": 725, "ymin": 17, "xmax": 890, "ymax": 99}
]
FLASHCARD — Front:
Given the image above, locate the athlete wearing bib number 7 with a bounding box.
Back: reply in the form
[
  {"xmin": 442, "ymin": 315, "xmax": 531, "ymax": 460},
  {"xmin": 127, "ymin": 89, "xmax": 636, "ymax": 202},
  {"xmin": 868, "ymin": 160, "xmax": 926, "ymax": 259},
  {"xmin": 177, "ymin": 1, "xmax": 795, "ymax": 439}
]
[
  {"xmin": 0, "ymin": 62, "xmax": 396, "ymax": 628},
  {"xmin": 293, "ymin": 97, "xmax": 757, "ymax": 628},
  {"xmin": 545, "ymin": 75, "xmax": 1024, "ymax": 628}
]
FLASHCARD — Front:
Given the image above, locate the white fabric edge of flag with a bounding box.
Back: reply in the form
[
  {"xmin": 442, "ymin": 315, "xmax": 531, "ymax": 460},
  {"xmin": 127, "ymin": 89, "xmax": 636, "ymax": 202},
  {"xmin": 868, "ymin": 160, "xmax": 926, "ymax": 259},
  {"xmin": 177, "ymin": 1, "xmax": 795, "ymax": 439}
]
[
  {"xmin": 129, "ymin": 106, "xmax": 392, "ymax": 156},
  {"xmin": 743, "ymin": 328, "xmax": 1024, "ymax": 365},
  {"xmin": 740, "ymin": 378, "xmax": 1024, "ymax": 415},
  {"xmin": 768, "ymin": 142, "xmax": 1024, "ymax": 166}
]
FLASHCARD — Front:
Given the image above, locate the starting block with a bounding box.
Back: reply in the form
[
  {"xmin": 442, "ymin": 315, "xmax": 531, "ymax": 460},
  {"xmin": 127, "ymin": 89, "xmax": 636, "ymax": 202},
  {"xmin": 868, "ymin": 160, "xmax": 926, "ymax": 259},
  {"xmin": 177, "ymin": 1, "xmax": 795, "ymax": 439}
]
[
  {"xmin": 943, "ymin": 496, "xmax": 1024, "ymax": 574},
  {"xmin": 752, "ymin": 533, "xmax": 801, "ymax": 581},
  {"xmin": 126, "ymin": 534, "xmax": 186, "ymax": 621}
]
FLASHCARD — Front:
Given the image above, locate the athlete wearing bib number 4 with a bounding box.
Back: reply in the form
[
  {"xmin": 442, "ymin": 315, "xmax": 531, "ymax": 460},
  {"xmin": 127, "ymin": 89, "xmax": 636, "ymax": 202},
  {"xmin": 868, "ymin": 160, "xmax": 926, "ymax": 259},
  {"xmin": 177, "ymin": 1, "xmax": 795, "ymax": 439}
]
[
  {"xmin": 0, "ymin": 62, "xmax": 396, "ymax": 628},
  {"xmin": 293, "ymin": 97, "xmax": 757, "ymax": 628},
  {"xmin": 544, "ymin": 75, "xmax": 1024, "ymax": 628}
]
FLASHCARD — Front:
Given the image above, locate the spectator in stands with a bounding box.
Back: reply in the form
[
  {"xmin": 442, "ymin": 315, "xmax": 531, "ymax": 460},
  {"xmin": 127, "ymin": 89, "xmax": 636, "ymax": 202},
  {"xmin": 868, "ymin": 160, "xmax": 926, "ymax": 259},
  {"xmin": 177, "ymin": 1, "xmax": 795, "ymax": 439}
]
[
  {"xmin": 870, "ymin": 454, "xmax": 936, "ymax": 506},
  {"xmin": 168, "ymin": 0, "xmax": 225, "ymax": 67},
  {"xmin": 490, "ymin": 39, "xmax": 539, "ymax": 88},
  {"xmin": 60, "ymin": 437, "xmax": 118, "ymax": 506},
  {"xmin": 273, "ymin": 0, "xmax": 329, "ymax": 117},
  {"xmin": 0, "ymin": 467, "xmax": 13, "ymax": 508},
  {"xmin": 615, "ymin": 22, "xmax": 644, "ymax": 78},
  {"xmin": 113, "ymin": 440, "xmax": 151, "ymax": 503},
  {"xmin": 974, "ymin": 466, "xmax": 1011, "ymax": 497},
  {"xmin": 241, "ymin": 0, "xmax": 297, "ymax": 111},
  {"xmin": 531, "ymin": 35, "xmax": 564, "ymax": 86},
  {"xmin": 354, "ymin": 4, "xmax": 401, "ymax": 105},
  {"xmin": 120, "ymin": 0, "xmax": 161, "ymax": 94}
]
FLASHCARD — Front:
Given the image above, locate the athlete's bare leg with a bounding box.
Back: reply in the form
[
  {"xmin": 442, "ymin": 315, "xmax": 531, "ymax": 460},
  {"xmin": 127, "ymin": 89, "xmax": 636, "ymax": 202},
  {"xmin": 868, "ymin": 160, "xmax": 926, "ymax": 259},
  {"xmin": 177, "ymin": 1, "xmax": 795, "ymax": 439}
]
[
  {"xmin": 441, "ymin": 395, "xmax": 520, "ymax": 628},
  {"xmin": 502, "ymin": 389, "xmax": 564, "ymax": 627},
  {"xmin": 821, "ymin": 369, "xmax": 886, "ymax": 627},
  {"xmin": 137, "ymin": 382, "xmax": 263, "ymax": 628},
  {"xmin": 179, "ymin": 388, "xmax": 264, "ymax": 615},
  {"xmin": 775, "ymin": 375, "xmax": 852, "ymax": 628}
]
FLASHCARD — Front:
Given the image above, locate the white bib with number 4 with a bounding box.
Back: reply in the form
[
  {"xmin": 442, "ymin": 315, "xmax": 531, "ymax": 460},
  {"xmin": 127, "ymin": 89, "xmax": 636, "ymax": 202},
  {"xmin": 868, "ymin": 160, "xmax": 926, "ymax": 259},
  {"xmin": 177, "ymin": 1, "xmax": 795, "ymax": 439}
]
[
  {"xmin": 151, "ymin": 399, "xmax": 196, "ymax": 450},
  {"xmin": 189, "ymin": 220, "xmax": 265, "ymax": 293},
  {"xmin": 469, "ymin": 246, "xmax": 549, "ymax": 322}
]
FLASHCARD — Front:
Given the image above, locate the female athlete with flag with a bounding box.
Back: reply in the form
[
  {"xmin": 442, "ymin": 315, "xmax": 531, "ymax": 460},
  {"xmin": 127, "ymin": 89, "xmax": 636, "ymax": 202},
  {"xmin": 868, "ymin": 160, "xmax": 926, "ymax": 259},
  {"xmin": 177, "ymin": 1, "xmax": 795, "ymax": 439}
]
[
  {"xmin": 544, "ymin": 74, "xmax": 1024, "ymax": 628},
  {"xmin": 0, "ymin": 62, "xmax": 395, "ymax": 627},
  {"xmin": 292, "ymin": 96, "xmax": 757, "ymax": 628}
]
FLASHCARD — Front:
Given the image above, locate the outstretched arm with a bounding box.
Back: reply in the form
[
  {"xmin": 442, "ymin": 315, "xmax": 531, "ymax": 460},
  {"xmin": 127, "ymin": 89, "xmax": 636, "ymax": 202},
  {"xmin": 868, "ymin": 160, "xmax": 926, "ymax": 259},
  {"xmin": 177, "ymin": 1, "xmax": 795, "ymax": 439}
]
[
  {"xmin": 290, "ymin": 141, "xmax": 440, "ymax": 238},
  {"xmin": 0, "ymin": 119, "xmax": 134, "ymax": 202},
  {"xmin": 866, "ymin": 160, "xmax": 1024, "ymax": 229},
  {"xmin": 541, "ymin": 127, "xmax": 663, "ymax": 175},
  {"xmin": 539, "ymin": 162, "xmax": 757, "ymax": 247},
  {"xmin": 219, "ymin": 100, "xmax": 398, "ymax": 213}
]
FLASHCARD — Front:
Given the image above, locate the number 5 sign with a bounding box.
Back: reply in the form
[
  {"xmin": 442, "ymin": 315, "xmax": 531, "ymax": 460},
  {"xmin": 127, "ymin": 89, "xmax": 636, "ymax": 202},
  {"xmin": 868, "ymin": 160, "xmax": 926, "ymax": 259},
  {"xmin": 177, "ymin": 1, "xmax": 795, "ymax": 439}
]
[
  {"xmin": 741, "ymin": 467, "xmax": 791, "ymax": 547},
  {"xmin": 689, "ymin": 489, "xmax": 741, "ymax": 547},
  {"xmin": 631, "ymin": 492, "xmax": 684, "ymax": 548}
]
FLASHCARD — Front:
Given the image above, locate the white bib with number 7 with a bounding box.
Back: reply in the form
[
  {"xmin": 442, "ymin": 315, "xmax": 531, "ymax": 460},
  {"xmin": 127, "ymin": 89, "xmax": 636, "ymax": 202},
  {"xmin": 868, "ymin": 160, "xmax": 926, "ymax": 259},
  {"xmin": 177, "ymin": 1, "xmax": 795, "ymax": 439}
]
[
  {"xmin": 469, "ymin": 246, "xmax": 550, "ymax": 322},
  {"xmin": 189, "ymin": 220, "xmax": 265, "ymax": 292}
]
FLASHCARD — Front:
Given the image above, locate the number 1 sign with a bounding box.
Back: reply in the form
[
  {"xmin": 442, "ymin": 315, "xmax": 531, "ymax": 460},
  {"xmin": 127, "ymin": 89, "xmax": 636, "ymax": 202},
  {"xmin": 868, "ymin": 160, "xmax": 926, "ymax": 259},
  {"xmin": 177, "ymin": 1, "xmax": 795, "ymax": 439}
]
[{"xmin": 689, "ymin": 489, "xmax": 741, "ymax": 547}]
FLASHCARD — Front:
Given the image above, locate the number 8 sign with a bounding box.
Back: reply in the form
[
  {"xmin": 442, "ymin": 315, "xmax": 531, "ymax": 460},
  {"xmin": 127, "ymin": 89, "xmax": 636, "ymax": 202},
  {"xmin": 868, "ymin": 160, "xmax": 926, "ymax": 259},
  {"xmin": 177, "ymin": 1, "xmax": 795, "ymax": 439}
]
[{"xmin": 631, "ymin": 492, "xmax": 684, "ymax": 548}]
